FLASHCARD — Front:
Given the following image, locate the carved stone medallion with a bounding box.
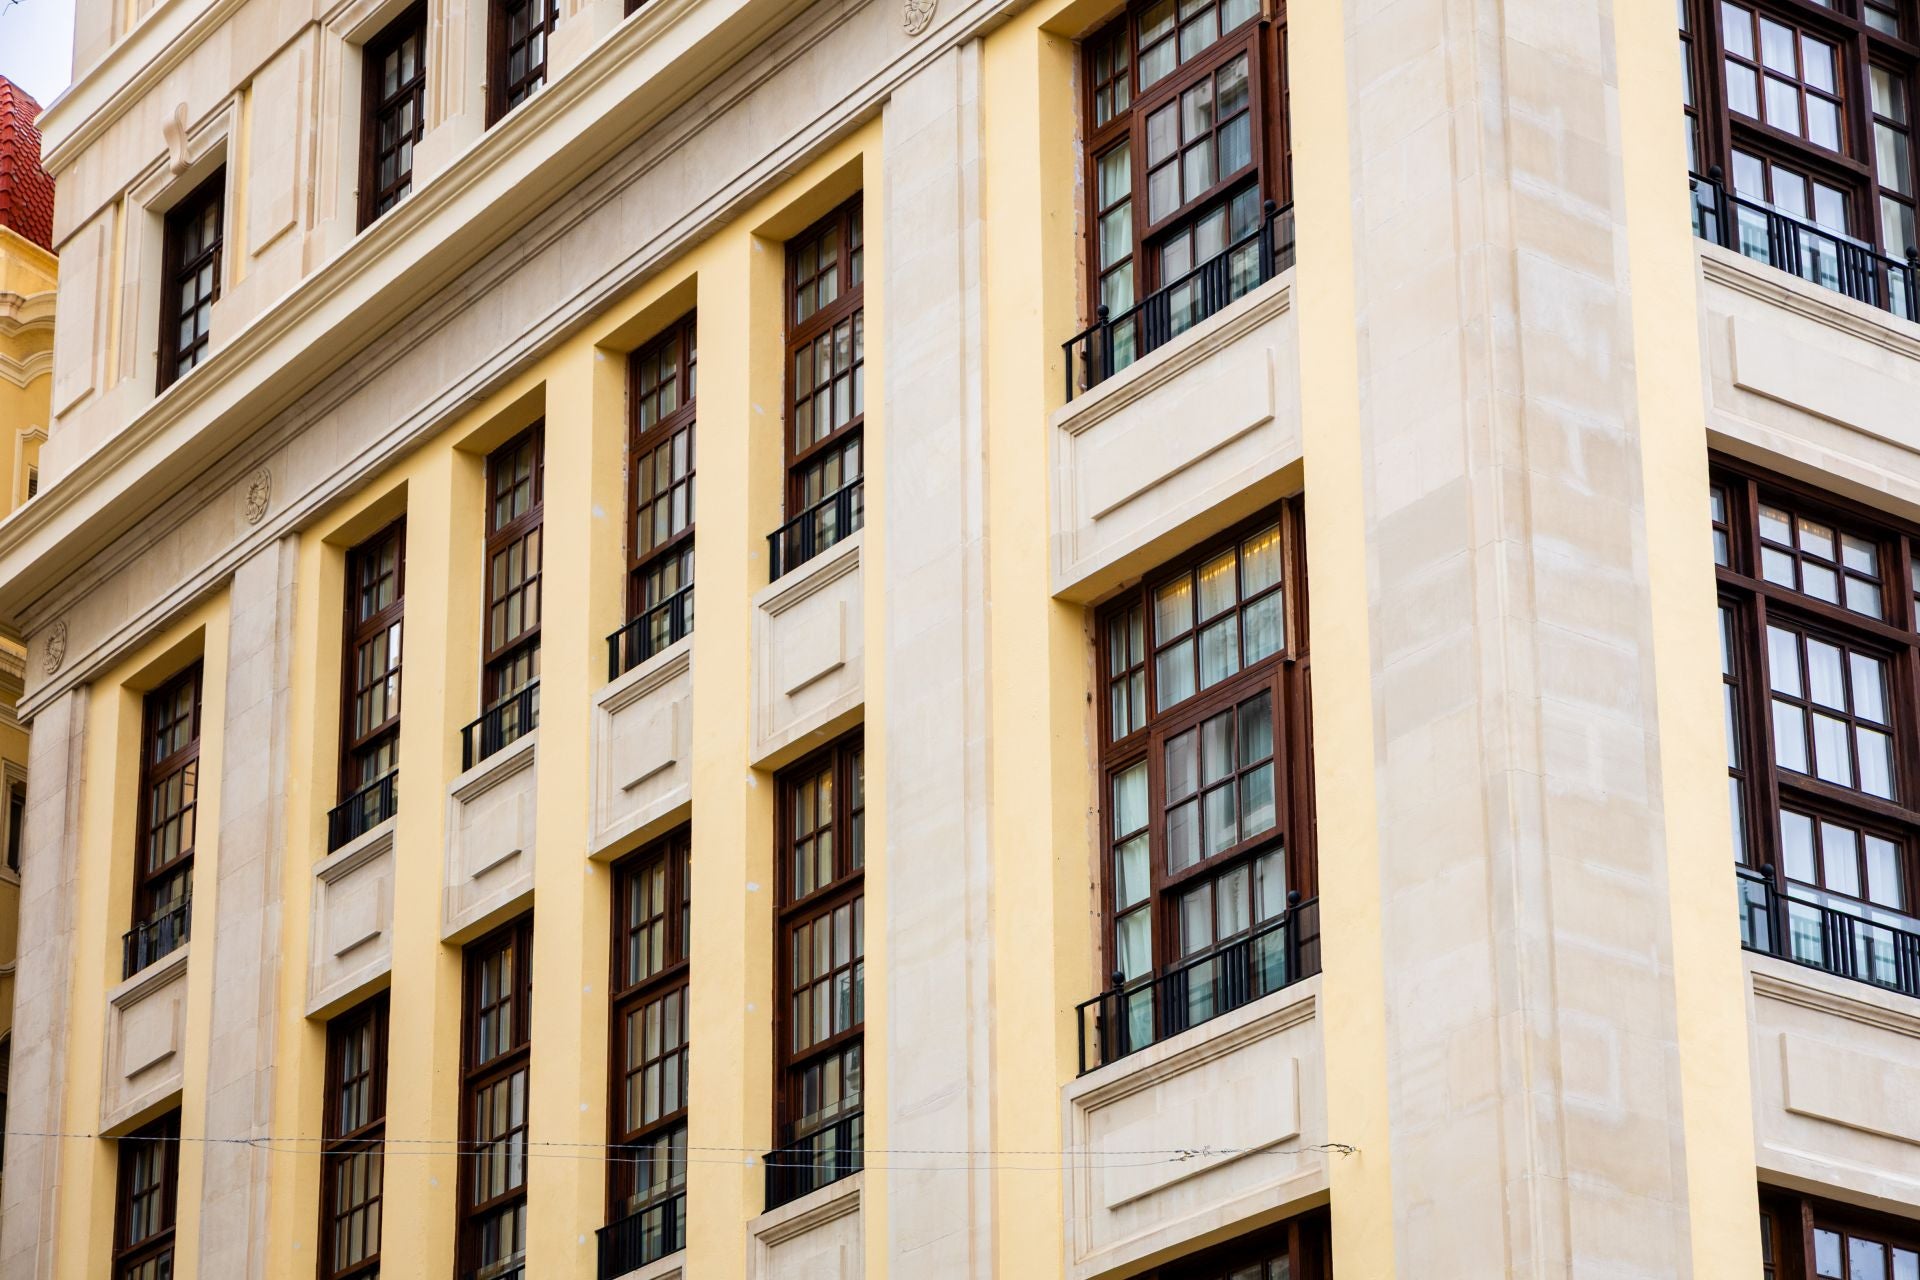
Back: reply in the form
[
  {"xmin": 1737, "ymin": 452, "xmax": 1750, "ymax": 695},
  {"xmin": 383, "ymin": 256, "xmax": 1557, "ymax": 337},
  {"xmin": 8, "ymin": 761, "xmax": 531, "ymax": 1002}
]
[
  {"xmin": 243, "ymin": 467, "xmax": 273, "ymax": 525},
  {"xmin": 903, "ymin": 0, "xmax": 935, "ymax": 35},
  {"xmin": 42, "ymin": 620, "xmax": 67, "ymax": 676}
]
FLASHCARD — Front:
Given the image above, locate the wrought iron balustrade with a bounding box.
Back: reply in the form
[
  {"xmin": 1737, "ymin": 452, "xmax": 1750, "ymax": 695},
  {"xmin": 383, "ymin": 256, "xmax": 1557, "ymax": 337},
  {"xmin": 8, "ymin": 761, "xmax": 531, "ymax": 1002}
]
[
  {"xmin": 763, "ymin": 1110, "xmax": 862, "ymax": 1212},
  {"xmin": 462, "ymin": 681, "xmax": 541, "ymax": 771},
  {"xmin": 1074, "ymin": 894, "xmax": 1320, "ymax": 1076},
  {"xmin": 768, "ymin": 479, "xmax": 864, "ymax": 583},
  {"xmin": 328, "ymin": 769, "xmax": 398, "ymax": 852},
  {"xmin": 1738, "ymin": 863, "xmax": 1920, "ymax": 999},
  {"xmin": 122, "ymin": 892, "xmax": 192, "ymax": 978},
  {"xmin": 607, "ymin": 586, "xmax": 694, "ymax": 682},
  {"xmin": 1063, "ymin": 200, "xmax": 1296, "ymax": 402},
  {"xmin": 1691, "ymin": 168, "xmax": 1920, "ymax": 323},
  {"xmin": 596, "ymin": 1191, "xmax": 685, "ymax": 1278}
]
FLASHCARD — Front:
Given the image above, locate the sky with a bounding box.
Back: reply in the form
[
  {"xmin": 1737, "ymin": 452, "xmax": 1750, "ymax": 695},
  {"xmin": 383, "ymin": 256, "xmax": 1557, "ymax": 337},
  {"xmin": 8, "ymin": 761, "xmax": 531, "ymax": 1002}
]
[{"xmin": 0, "ymin": 0, "xmax": 77, "ymax": 110}]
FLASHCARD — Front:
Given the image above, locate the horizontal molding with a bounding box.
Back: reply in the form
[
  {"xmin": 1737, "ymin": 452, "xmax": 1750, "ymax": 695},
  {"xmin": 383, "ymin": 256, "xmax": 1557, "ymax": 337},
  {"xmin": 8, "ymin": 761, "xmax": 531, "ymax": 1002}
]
[{"xmin": 1699, "ymin": 243, "xmax": 1920, "ymax": 363}]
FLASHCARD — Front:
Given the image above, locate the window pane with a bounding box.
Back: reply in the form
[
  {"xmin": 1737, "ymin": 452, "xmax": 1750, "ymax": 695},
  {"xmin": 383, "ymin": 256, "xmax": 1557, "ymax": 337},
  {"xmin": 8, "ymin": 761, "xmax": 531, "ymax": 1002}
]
[
  {"xmin": 1767, "ymin": 626, "xmax": 1802, "ymax": 696},
  {"xmin": 1821, "ymin": 820, "xmax": 1862, "ymax": 897},
  {"xmin": 1782, "ymin": 810, "xmax": 1817, "ymax": 883}
]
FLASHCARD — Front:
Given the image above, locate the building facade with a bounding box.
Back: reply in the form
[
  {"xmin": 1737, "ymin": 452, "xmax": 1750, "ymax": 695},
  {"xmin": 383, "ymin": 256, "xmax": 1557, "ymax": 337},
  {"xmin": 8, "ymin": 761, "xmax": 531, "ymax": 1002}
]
[{"xmin": 0, "ymin": 0, "xmax": 1915, "ymax": 1270}]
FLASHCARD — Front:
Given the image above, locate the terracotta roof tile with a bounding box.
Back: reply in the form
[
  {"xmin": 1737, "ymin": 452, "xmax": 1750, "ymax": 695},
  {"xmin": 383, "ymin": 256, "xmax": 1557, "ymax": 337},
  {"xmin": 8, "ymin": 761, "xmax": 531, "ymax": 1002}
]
[{"xmin": 0, "ymin": 76, "xmax": 56, "ymax": 253}]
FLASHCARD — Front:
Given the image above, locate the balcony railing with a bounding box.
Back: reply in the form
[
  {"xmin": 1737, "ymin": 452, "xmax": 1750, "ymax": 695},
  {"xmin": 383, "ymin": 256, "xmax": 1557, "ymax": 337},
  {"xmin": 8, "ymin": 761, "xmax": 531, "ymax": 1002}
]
[
  {"xmin": 763, "ymin": 1110, "xmax": 862, "ymax": 1212},
  {"xmin": 1074, "ymin": 894, "xmax": 1320, "ymax": 1076},
  {"xmin": 122, "ymin": 892, "xmax": 192, "ymax": 979},
  {"xmin": 1738, "ymin": 863, "xmax": 1920, "ymax": 999},
  {"xmin": 596, "ymin": 1192, "xmax": 685, "ymax": 1279},
  {"xmin": 607, "ymin": 586, "xmax": 694, "ymax": 682},
  {"xmin": 1064, "ymin": 200, "xmax": 1296, "ymax": 402},
  {"xmin": 466, "ymin": 1262, "xmax": 524, "ymax": 1280},
  {"xmin": 768, "ymin": 478, "xmax": 864, "ymax": 583},
  {"xmin": 462, "ymin": 681, "xmax": 541, "ymax": 771},
  {"xmin": 328, "ymin": 770, "xmax": 398, "ymax": 852},
  {"xmin": 1691, "ymin": 168, "xmax": 1920, "ymax": 323}
]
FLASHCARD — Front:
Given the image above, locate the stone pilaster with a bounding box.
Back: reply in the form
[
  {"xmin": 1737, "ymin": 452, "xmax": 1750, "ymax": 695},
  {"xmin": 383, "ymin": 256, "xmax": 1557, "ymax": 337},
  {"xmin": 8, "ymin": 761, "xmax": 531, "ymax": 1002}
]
[
  {"xmin": 195, "ymin": 538, "xmax": 299, "ymax": 1280},
  {"xmin": 0, "ymin": 688, "xmax": 89, "ymax": 1280},
  {"xmin": 878, "ymin": 43, "xmax": 995, "ymax": 1279}
]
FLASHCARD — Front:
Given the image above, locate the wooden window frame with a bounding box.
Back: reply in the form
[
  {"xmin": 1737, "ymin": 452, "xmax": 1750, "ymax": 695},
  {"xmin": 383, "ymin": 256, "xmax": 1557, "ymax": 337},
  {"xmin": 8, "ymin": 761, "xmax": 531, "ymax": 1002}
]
[
  {"xmin": 113, "ymin": 1111, "xmax": 181, "ymax": 1280},
  {"xmin": 627, "ymin": 315, "xmax": 697, "ymax": 635},
  {"xmin": 486, "ymin": 0, "xmax": 554, "ymax": 125},
  {"xmin": 319, "ymin": 993, "xmax": 390, "ymax": 1280},
  {"xmin": 358, "ymin": 3, "xmax": 428, "ymax": 230},
  {"xmin": 340, "ymin": 519, "xmax": 407, "ymax": 803},
  {"xmin": 1759, "ymin": 1186, "xmax": 1920, "ymax": 1279},
  {"xmin": 1094, "ymin": 500, "xmax": 1313, "ymax": 988},
  {"xmin": 1681, "ymin": 0, "xmax": 1920, "ymax": 261},
  {"xmin": 134, "ymin": 663, "xmax": 203, "ymax": 932},
  {"xmin": 5, "ymin": 776, "xmax": 23, "ymax": 873},
  {"xmin": 783, "ymin": 200, "xmax": 866, "ymax": 523},
  {"xmin": 157, "ymin": 168, "xmax": 226, "ymax": 393},
  {"xmin": 606, "ymin": 828, "xmax": 691, "ymax": 1223},
  {"xmin": 458, "ymin": 915, "xmax": 534, "ymax": 1280},
  {"xmin": 1714, "ymin": 453, "xmax": 1920, "ymax": 923},
  {"xmin": 1078, "ymin": 0, "xmax": 1290, "ymax": 320},
  {"xmin": 482, "ymin": 425, "xmax": 545, "ymax": 709},
  {"xmin": 773, "ymin": 734, "xmax": 865, "ymax": 1146},
  {"xmin": 1153, "ymin": 1207, "xmax": 1330, "ymax": 1279}
]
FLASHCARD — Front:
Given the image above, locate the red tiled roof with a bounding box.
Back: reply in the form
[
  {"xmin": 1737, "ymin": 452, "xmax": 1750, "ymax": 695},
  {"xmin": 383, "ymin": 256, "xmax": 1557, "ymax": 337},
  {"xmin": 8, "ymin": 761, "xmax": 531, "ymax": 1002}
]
[{"xmin": 0, "ymin": 76, "xmax": 55, "ymax": 253}]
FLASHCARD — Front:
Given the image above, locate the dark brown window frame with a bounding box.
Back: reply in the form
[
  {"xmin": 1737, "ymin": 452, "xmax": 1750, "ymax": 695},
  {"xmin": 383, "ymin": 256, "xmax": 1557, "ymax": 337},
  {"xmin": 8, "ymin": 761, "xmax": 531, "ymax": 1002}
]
[
  {"xmin": 482, "ymin": 424, "xmax": 545, "ymax": 709},
  {"xmin": 1152, "ymin": 1207, "xmax": 1330, "ymax": 1279},
  {"xmin": 358, "ymin": 2, "xmax": 428, "ymax": 230},
  {"xmin": 459, "ymin": 915, "xmax": 534, "ymax": 1280},
  {"xmin": 486, "ymin": 0, "xmax": 555, "ymax": 126},
  {"xmin": 606, "ymin": 827, "xmax": 691, "ymax": 1230},
  {"xmin": 157, "ymin": 167, "xmax": 226, "ymax": 393},
  {"xmin": 626, "ymin": 315, "xmax": 697, "ymax": 656},
  {"xmin": 1714, "ymin": 453, "xmax": 1920, "ymax": 925},
  {"xmin": 773, "ymin": 733, "xmax": 864, "ymax": 1147},
  {"xmin": 1079, "ymin": 0, "xmax": 1291, "ymax": 321},
  {"xmin": 783, "ymin": 200, "xmax": 866, "ymax": 529},
  {"xmin": 133, "ymin": 663, "xmax": 203, "ymax": 938},
  {"xmin": 320, "ymin": 993, "xmax": 390, "ymax": 1280},
  {"xmin": 1094, "ymin": 500, "xmax": 1313, "ymax": 989},
  {"xmin": 113, "ymin": 1110, "xmax": 181, "ymax": 1280},
  {"xmin": 340, "ymin": 519, "xmax": 407, "ymax": 805},
  {"xmin": 1759, "ymin": 1185, "xmax": 1920, "ymax": 1280},
  {"xmin": 5, "ymin": 776, "xmax": 23, "ymax": 873}
]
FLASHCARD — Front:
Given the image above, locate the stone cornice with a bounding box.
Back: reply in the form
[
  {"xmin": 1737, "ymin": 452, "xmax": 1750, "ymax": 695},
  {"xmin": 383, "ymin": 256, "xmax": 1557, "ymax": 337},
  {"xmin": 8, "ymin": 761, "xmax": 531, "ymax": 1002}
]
[
  {"xmin": 0, "ymin": 351, "xmax": 52, "ymax": 388},
  {"xmin": 1698, "ymin": 242, "xmax": 1920, "ymax": 362},
  {"xmin": 0, "ymin": 289, "xmax": 58, "ymax": 337}
]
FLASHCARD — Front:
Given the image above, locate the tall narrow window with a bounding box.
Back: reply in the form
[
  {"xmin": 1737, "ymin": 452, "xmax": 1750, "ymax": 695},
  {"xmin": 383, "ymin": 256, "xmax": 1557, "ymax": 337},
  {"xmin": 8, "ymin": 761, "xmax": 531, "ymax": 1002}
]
[
  {"xmin": 1085, "ymin": 502, "xmax": 1317, "ymax": 1072},
  {"xmin": 113, "ymin": 1111, "xmax": 180, "ymax": 1280},
  {"xmin": 614, "ymin": 316, "xmax": 696, "ymax": 678},
  {"xmin": 602, "ymin": 829, "xmax": 690, "ymax": 1272},
  {"xmin": 322, "ymin": 994, "xmax": 389, "ymax": 1280},
  {"xmin": 766, "ymin": 735, "xmax": 863, "ymax": 1209},
  {"xmin": 467, "ymin": 427, "xmax": 542, "ymax": 767},
  {"xmin": 360, "ymin": 4, "xmax": 427, "ymax": 228},
  {"xmin": 770, "ymin": 200, "xmax": 864, "ymax": 581},
  {"xmin": 334, "ymin": 520, "xmax": 404, "ymax": 851},
  {"xmin": 126, "ymin": 665, "xmax": 200, "ymax": 978},
  {"xmin": 460, "ymin": 917, "xmax": 532, "ymax": 1280},
  {"xmin": 158, "ymin": 169, "xmax": 225, "ymax": 391},
  {"xmin": 5, "ymin": 776, "xmax": 25, "ymax": 872},
  {"xmin": 488, "ymin": 0, "xmax": 554, "ymax": 124}
]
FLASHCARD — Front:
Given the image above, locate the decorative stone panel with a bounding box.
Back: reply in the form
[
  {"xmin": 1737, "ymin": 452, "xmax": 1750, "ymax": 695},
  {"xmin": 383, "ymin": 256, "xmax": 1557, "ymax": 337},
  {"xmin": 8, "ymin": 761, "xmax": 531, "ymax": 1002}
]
[
  {"xmin": 101, "ymin": 944, "xmax": 190, "ymax": 1132},
  {"xmin": 306, "ymin": 820, "xmax": 396, "ymax": 1015},
  {"xmin": 751, "ymin": 534, "xmax": 864, "ymax": 768},
  {"xmin": 1062, "ymin": 978, "xmax": 1326, "ymax": 1280},
  {"xmin": 1050, "ymin": 279, "xmax": 1300, "ymax": 603},
  {"xmin": 442, "ymin": 732, "xmax": 538, "ymax": 941},
  {"xmin": 746, "ymin": 1174, "xmax": 862, "ymax": 1280},
  {"xmin": 1747, "ymin": 955, "xmax": 1920, "ymax": 1211},
  {"xmin": 590, "ymin": 641, "xmax": 691, "ymax": 858}
]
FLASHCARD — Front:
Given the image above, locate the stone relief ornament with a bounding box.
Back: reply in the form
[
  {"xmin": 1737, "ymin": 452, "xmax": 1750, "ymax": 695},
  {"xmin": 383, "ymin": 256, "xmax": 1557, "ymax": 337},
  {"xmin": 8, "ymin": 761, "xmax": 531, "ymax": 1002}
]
[
  {"xmin": 243, "ymin": 467, "xmax": 273, "ymax": 525},
  {"xmin": 163, "ymin": 103, "xmax": 191, "ymax": 176},
  {"xmin": 903, "ymin": 0, "xmax": 935, "ymax": 35},
  {"xmin": 42, "ymin": 620, "xmax": 67, "ymax": 676}
]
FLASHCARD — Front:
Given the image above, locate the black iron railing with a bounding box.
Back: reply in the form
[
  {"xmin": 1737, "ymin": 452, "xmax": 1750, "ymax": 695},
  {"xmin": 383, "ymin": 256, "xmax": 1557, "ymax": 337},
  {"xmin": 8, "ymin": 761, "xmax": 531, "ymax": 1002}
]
[
  {"xmin": 1738, "ymin": 863, "xmax": 1920, "ymax": 999},
  {"xmin": 607, "ymin": 587, "xmax": 694, "ymax": 682},
  {"xmin": 596, "ymin": 1192, "xmax": 685, "ymax": 1278},
  {"xmin": 763, "ymin": 1111, "xmax": 862, "ymax": 1212},
  {"xmin": 768, "ymin": 478, "xmax": 864, "ymax": 583},
  {"xmin": 462, "ymin": 682, "xmax": 541, "ymax": 771},
  {"xmin": 1064, "ymin": 200, "xmax": 1296, "ymax": 402},
  {"xmin": 1075, "ymin": 894, "xmax": 1320, "ymax": 1076},
  {"xmin": 1691, "ymin": 168, "xmax": 1920, "ymax": 322},
  {"xmin": 122, "ymin": 892, "xmax": 192, "ymax": 978},
  {"xmin": 328, "ymin": 770, "xmax": 398, "ymax": 852}
]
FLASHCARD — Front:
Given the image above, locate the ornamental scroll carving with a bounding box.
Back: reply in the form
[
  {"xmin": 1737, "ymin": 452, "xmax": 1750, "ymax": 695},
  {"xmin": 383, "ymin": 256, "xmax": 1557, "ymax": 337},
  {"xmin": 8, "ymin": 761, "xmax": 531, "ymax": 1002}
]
[
  {"xmin": 42, "ymin": 620, "xmax": 67, "ymax": 675},
  {"xmin": 903, "ymin": 0, "xmax": 935, "ymax": 35},
  {"xmin": 243, "ymin": 467, "xmax": 273, "ymax": 525}
]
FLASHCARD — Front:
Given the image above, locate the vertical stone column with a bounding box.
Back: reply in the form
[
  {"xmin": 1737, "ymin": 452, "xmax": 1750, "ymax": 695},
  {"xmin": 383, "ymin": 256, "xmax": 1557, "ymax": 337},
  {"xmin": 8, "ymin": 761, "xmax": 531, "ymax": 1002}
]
[
  {"xmin": 195, "ymin": 537, "xmax": 299, "ymax": 1280},
  {"xmin": 878, "ymin": 43, "xmax": 995, "ymax": 1280},
  {"xmin": 1331, "ymin": 0, "xmax": 1698, "ymax": 1271},
  {"xmin": 0, "ymin": 686, "xmax": 89, "ymax": 1280}
]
